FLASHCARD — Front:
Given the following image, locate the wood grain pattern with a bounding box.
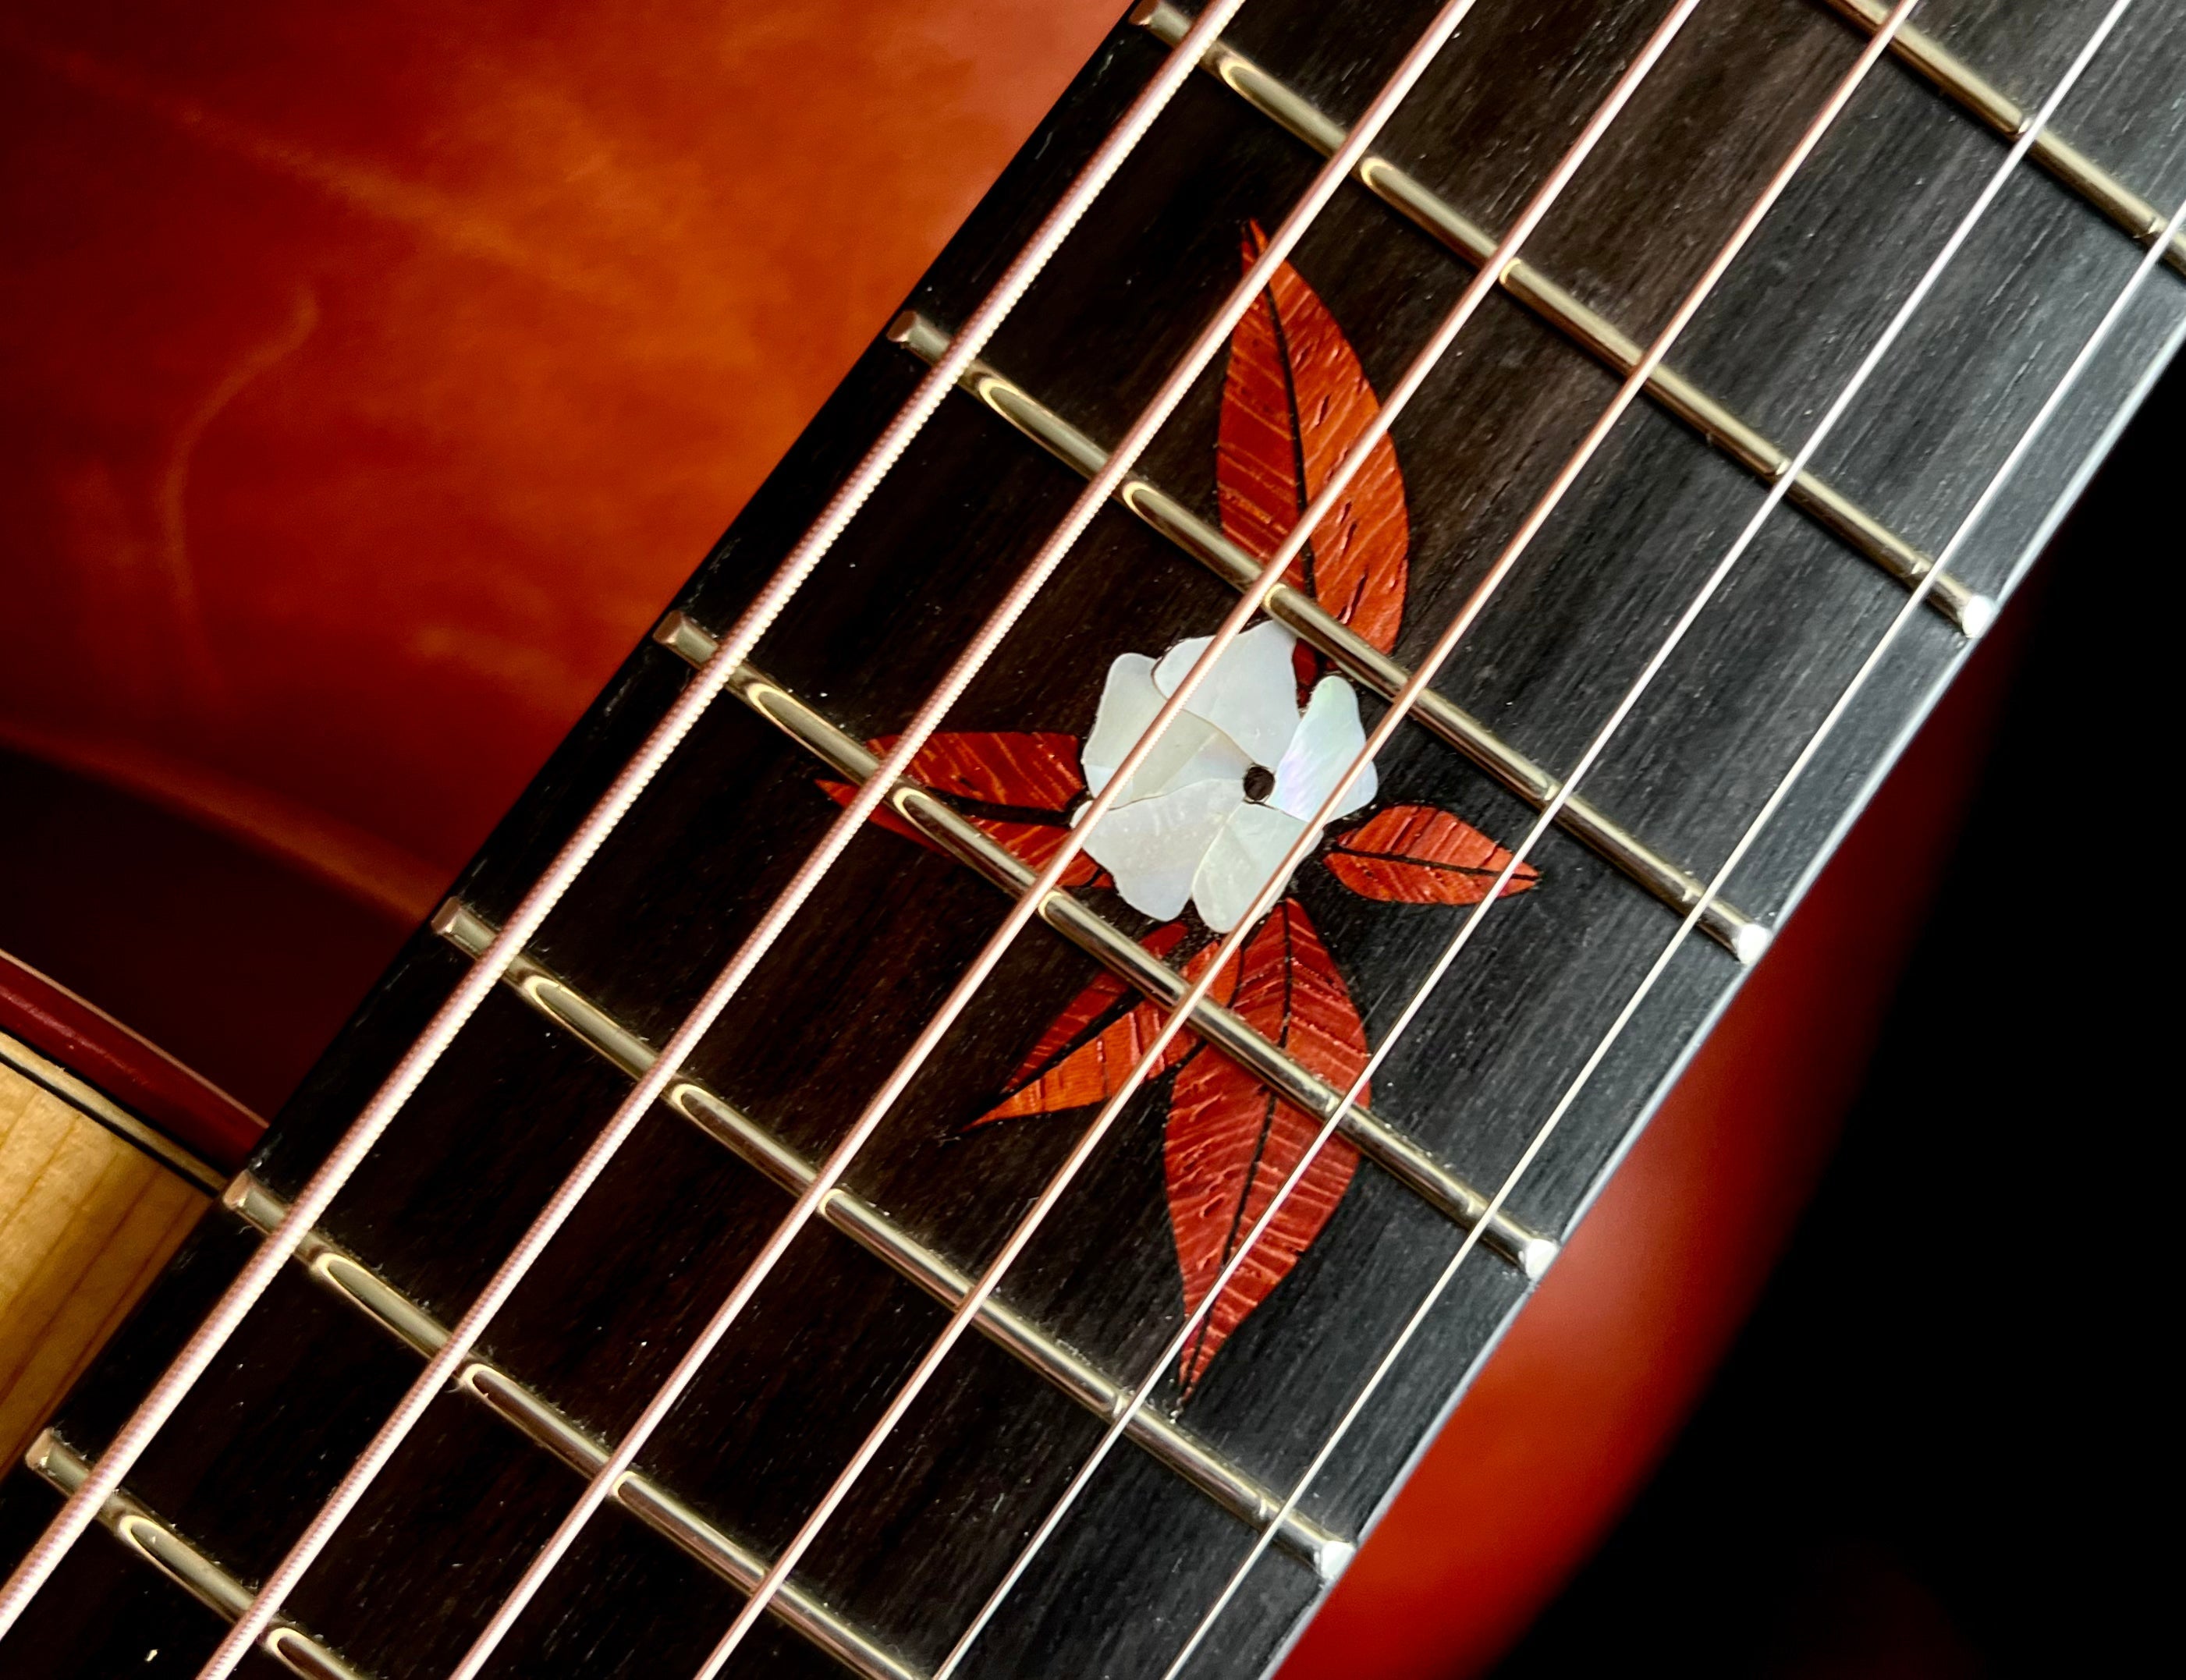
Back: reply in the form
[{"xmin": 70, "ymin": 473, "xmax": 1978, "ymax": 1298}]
[
  {"xmin": 0, "ymin": 1062, "xmax": 204, "ymax": 1469},
  {"xmin": 977, "ymin": 923, "xmax": 1198, "ymax": 1124}
]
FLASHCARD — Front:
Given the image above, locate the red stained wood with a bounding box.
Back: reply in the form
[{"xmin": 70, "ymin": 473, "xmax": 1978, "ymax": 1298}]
[
  {"xmin": 1218, "ymin": 225, "xmax": 1410, "ymax": 653},
  {"xmin": 818, "ymin": 728, "xmax": 1105, "ymax": 885},
  {"xmin": 868, "ymin": 730, "xmax": 1086, "ymax": 810},
  {"xmin": 987, "ymin": 895, "xmax": 1379, "ymax": 1385},
  {"xmin": 1165, "ymin": 898, "xmax": 1366, "ymax": 1388},
  {"xmin": 0, "ymin": 0, "xmax": 1123, "ymax": 897},
  {"xmin": 978, "ymin": 923, "xmax": 1201, "ymax": 1124},
  {"xmin": 1325, "ymin": 803, "xmax": 1542, "ymax": 904}
]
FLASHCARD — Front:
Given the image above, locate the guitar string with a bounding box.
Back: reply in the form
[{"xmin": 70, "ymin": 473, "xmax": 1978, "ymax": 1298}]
[
  {"xmin": 1145, "ymin": 15, "xmax": 2175, "ymax": 1674},
  {"xmin": 491, "ymin": 0, "xmax": 2096, "ymax": 1667},
  {"xmin": 0, "ymin": 0, "xmax": 1261, "ymax": 1643},
  {"xmin": 201, "ymin": 3, "xmax": 1524, "ymax": 1675},
  {"xmin": 1162, "ymin": 150, "xmax": 2186, "ymax": 1680},
  {"xmin": 436, "ymin": 2, "xmax": 1691, "ymax": 1674},
  {"xmin": 651, "ymin": 1, "xmax": 1723, "ymax": 1668},
  {"xmin": 926, "ymin": 0, "xmax": 1952, "ymax": 1661},
  {"xmin": 761, "ymin": 0, "xmax": 2142, "ymax": 1658},
  {"xmin": 661, "ymin": 3, "xmax": 1953, "ymax": 1674}
]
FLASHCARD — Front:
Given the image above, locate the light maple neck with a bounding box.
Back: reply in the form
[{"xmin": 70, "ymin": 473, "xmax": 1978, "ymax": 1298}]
[{"xmin": 7, "ymin": 3, "xmax": 2185, "ymax": 1678}]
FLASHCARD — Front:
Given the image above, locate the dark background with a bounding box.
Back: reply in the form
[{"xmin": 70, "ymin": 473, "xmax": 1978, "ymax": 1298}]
[{"xmin": 1491, "ymin": 349, "xmax": 2177, "ymax": 1678}]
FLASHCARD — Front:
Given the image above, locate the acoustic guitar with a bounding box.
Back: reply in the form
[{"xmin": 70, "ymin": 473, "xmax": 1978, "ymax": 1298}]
[{"xmin": 0, "ymin": 2, "xmax": 2178, "ymax": 1675}]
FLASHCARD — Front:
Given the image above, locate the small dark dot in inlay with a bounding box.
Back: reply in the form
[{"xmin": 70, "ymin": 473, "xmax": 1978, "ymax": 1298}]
[{"xmin": 1243, "ymin": 764, "xmax": 1276, "ymax": 803}]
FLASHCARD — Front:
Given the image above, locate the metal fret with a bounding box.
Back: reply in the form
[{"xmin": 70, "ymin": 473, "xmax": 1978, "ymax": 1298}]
[
  {"xmin": 23, "ymin": 1431, "xmax": 365, "ymax": 1680},
  {"xmin": 1823, "ymin": 0, "xmax": 2186, "ymax": 274},
  {"xmin": 885, "ymin": 311, "xmax": 1773, "ymax": 964},
  {"xmin": 1133, "ymin": 0, "xmax": 1993, "ymax": 638},
  {"xmin": 216, "ymin": 1175, "xmax": 926, "ymax": 1680},
  {"xmin": 427, "ymin": 900, "xmax": 1354, "ymax": 1581},
  {"xmin": 651, "ymin": 615, "xmax": 1556, "ymax": 1278}
]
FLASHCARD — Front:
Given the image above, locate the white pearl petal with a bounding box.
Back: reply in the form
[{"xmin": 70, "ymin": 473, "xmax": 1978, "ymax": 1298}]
[
  {"xmin": 1082, "ymin": 652, "xmax": 1249, "ymax": 803},
  {"xmin": 1270, "ymin": 675, "xmax": 1376, "ymax": 821},
  {"xmin": 1151, "ymin": 621, "xmax": 1301, "ymax": 771},
  {"xmin": 1191, "ymin": 803, "xmax": 1311, "ymax": 933},
  {"xmin": 1081, "ymin": 654, "xmax": 1162, "ymax": 796},
  {"xmin": 1082, "ymin": 779, "xmax": 1244, "ymax": 923}
]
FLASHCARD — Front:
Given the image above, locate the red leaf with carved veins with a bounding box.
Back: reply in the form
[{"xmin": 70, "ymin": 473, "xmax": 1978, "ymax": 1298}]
[
  {"xmin": 1165, "ymin": 898, "xmax": 1366, "ymax": 1390},
  {"xmin": 975, "ymin": 925, "xmax": 1227, "ymax": 1124},
  {"xmin": 872, "ymin": 731, "xmax": 1085, "ymax": 809},
  {"xmin": 1219, "ymin": 223, "xmax": 1409, "ymax": 653},
  {"xmin": 1324, "ymin": 804, "xmax": 1542, "ymax": 905},
  {"xmin": 818, "ymin": 729, "xmax": 1104, "ymax": 886}
]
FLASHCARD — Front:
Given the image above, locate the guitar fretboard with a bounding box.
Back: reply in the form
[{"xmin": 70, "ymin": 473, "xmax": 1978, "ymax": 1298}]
[{"xmin": 7, "ymin": 2, "xmax": 2183, "ymax": 1677}]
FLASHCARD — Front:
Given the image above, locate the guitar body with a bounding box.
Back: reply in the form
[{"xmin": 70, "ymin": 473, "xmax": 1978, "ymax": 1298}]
[{"xmin": 0, "ymin": 2, "xmax": 2170, "ymax": 1675}]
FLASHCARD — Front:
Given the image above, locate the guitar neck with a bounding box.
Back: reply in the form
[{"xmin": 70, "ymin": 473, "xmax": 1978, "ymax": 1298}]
[{"xmin": 8, "ymin": 2, "xmax": 2183, "ymax": 1676}]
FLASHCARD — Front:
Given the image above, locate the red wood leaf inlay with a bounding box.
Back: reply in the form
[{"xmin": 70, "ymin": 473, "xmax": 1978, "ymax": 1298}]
[
  {"xmin": 1164, "ymin": 897, "xmax": 1366, "ymax": 1390},
  {"xmin": 1324, "ymin": 803, "xmax": 1542, "ymax": 905},
  {"xmin": 869, "ymin": 730, "xmax": 1086, "ymax": 810},
  {"xmin": 1218, "ymin": 223, "xmax": 1409, "ymax": 653},
  {"xmin": 976, "ymin": 923, "xmax": 1207, "ymax": 1124},
  {"xmin": 818, "ymin": 728, "xmax": 1104, "ymax": 886}
]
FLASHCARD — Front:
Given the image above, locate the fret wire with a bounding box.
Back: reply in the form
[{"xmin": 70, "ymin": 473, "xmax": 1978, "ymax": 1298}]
[
  {"xmin": 22, "ymin": 1431, "xmax": 366, "ymax": 1680},
  {"xmin": 0, "ymin": 2, "xmax": 1269, "ymax": 1646},
  {"xmin": 1145, "ymin": 10, "xmax": 2164, "ymax": 1671},
  {"xmin": 1822, "ymin": 0, "xmax": 2186, "ymax": 275},
  {"xmin": 469, "ymin": 2, "xmax": 1686, "ymax": 1673},
  {"xmin": 212, "ymin": 1175, "xmax": 928, "ymax": 1680},
  {"xmin": 1133, "ymin": 0, "xmax": 1993, "ymax": 636},
  {"xmin": 255, "ymin": 5, "xmax": 1468, "ymax": 1672},
  {"xmin": 424, "ymin": 898, "xmax": 1354, "ymax": 1578},
  {"xmin": 940, "ymin": 0, "xmax": 1985, "ymax": 1661},
  {"xmin": 230, "ymin": 0, "xmax": 1521, "ymax": 1660},
  {"xmin": 885, "ymin": 310, "xmax": 1771, "ymax": 961},
  {"xmin": 683, "ymin": 8, "xmax": 1742, "ymax": 1675},
  {"xmin": 648, "ymin": 625, "xmax": 1548, "ymax": 1274}
]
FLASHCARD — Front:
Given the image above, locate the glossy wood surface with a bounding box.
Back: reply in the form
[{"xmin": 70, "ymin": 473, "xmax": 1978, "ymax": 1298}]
[
  {"xmin": 0, "ymin": 2, "xmax": 2170, "ymax": 1675},
  {"xmin": 0, "ymin": 0, "xmax": 1123, "ymax": 919}
]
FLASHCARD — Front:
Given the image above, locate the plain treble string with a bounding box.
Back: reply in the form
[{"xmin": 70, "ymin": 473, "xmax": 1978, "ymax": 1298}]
[
  {"xmin": 646, "ymin": 6, "xmax": 1730, "ymax": 1678},
  {"xmin": 37, "ymin": 5, "xmax": 1270, "ymax": 1675},
  {"xmin": 431, "ymin": 2, "xmax": 1535, "ymax": 1676},
  {"xmin": 929, "ymin": 0, "xmax": 1940, "ymax": 1668},
  {"xmin": 1152, "ymin": 7, "xmax": 2159, "ymax": 1673}
]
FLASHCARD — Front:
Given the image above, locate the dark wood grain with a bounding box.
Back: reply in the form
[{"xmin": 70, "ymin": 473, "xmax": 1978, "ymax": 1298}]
[{"xmin": 4, "ymin": 2, "xmax": 2182, "ymax": 1676}]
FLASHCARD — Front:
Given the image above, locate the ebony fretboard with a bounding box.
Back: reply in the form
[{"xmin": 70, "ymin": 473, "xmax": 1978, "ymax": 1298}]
[{"xmin": 6, "ymin": 2, "xmax": 2183, "ymax": 1676}]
